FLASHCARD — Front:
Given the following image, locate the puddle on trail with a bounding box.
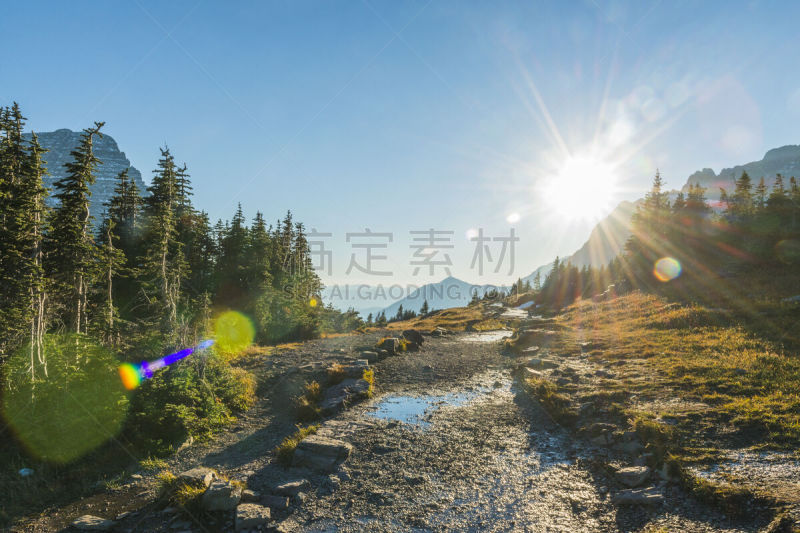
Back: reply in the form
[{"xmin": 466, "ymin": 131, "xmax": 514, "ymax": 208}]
[
  {"xmin": 458, "ymin": 330, "xmax": 513, "ymax": 343},
  {"xmin": 367, "ymin": 372, "xmax": 510, "ymax": 427}
]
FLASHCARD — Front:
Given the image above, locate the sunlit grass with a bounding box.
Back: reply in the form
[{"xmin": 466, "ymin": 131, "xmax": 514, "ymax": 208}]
[
  {"xmin": 562, "ymin": 292, "xmax": 800, "ymax": 447},
  {"xmin": 274, "ymin": 425, "xmax": 319, "ymax": 466}
]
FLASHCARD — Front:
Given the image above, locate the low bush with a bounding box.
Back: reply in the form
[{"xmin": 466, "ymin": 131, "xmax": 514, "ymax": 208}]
[
  {"xmin": 127, "ymin": 348, "xmax": 256, "ymax": 451},
  {"xmin": 295, "ymin": 381, "xmax": 322, "ymax": 421},
  {"xmin": 275, "ymin": 425, "xmax": 318, "ymax": 466}
]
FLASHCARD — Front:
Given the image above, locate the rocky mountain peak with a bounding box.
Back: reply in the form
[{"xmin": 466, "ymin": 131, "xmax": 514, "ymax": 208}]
[{"xmin": 23, "ymin": 128, "xmax": 147, "ymax": 222}]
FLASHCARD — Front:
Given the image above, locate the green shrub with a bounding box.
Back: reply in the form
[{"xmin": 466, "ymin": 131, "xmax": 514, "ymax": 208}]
[{"xmin": 128, "ymin": 348, "xmax": 255, "ymax": 449}]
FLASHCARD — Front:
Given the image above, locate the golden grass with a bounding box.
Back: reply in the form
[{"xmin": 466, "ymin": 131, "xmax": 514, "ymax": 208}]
[
  {"xmin": 274, "ymin": 425, "xmax": 319, "ymax": 466},
  {"xmin": 382, "ymin": 306, "xmax": 485, "ymax": 332},
  {"xmin": 560, "ymin": 291, "xmax": 800, "ymax": 446}
]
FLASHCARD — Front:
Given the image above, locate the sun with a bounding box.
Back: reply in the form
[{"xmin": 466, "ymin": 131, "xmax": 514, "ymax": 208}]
[{"xmin": 542, "ymin": 155, "xmax": 618, "ymax": 221}]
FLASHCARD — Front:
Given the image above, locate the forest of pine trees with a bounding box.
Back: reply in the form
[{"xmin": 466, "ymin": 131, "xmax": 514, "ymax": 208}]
[
  {"xmin": 535, "ymin": 169, "xmax": 800, "ymax": 310},
  {"xmin": 0, "ymin": 104, "xmax": 360, "ymax": 456}
]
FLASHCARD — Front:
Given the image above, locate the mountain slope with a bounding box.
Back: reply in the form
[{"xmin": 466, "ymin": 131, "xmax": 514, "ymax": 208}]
[
  {"xmin": 524, "ymin": 200, "xmax": 638, "ymax": 283},
  {"xmin": 523, "ymin": 144, "xmax": 800, "ymax": 281},
  {"xmin": 23, "ymin": 129, "xmax": 146, "ymax": 221},
  {"xmin": 683, "ymin": 144, "xmax": 800, "ymax": 201},
  {"xmin": 380, "ymin": 276, "xmax": 508, "ymax": 317}
]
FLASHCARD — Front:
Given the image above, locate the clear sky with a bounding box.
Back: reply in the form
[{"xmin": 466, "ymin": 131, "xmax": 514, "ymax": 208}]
[{"xmin": 2, "ymin": 1, "xmax": 800, "ymax": 287}]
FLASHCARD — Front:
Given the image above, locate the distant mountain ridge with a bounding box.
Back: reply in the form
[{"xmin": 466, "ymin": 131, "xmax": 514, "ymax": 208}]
[
  {"xmin": 23, "ymin": 128, "xmax": 146, "ymax": 222},
  {"xmin": 683, "ymin": 144, "xmax": 800, "ymax": 199},
  {"xmin": 524, "ymin": 144, "xmax": 800, "ymax": 281},
  {"xmin": 380, "ymin": 276, "xmax": 509, "ymax": 317}
]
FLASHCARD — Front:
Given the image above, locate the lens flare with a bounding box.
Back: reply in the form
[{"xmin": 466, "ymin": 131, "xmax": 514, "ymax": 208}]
[
  {"xmin": 653, "ymin": 257, "xmax": 682, "ymax": 282},
  {"xmin": 213, "ymin": 311, "xmax": 255, "ymax": 355},
  {"xmin": 2, "ymin": 334, "xmax": 128, "ymax": 463},
  {"xmin": 309, "ymin": 298, "xmax": 318, "ymax": 307},
  {"xmin": 118, "ymin": 363, "xmax": 142, "ymax": 391},
  {"xmin": 118, "ymin": 339, "xmax": 215, "ymax": 390}
]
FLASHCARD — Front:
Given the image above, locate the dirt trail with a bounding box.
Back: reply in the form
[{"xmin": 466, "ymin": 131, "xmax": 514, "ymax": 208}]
[{"xmin": 16, "ymin": 329, "xmax": 773, "ymax": 532}]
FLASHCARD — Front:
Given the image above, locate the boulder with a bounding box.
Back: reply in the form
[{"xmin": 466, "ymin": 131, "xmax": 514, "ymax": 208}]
[
  {"xmin": 360, "ymin": 350, "xmax": 379, "ymax": 363},
  {"xmin": 615, "ymin": 466, "xmax": 651, "ymax": 488},
  {"xmin": 273, "ymin": 479, "xmax": 309, "ymax": 496},
  {"xmin": 241, "ymin": 489, "xmax": 260, "ymax": 502},
  {"xmin": 70, "ymin": 515, "xmax": 115, "ymax": 531},
  {"xmin": 177, "ymin": 466, "xmax": 216, "ymax": 488},
  {"xmin": 236, "ymin": 503, "xmax": 271, "ymax": 530},
  {"xmin": 201, "ymin": 480, "xmax": 243, "ymax": 511},
  {"xmin": 262, "ymin": 494, "xmax": 290, "ymax": 510},
  {"xmin": 611, "ymin": 487, "xmax": 664, "ymax": 506},
  {"xmin": 521, "ymin": 367, "xmax": 544, "ymax": 379},
  {"xmin": 319, "ymin": 378, "xmax": 370, "ymax": 414},
  {"xmin": 377, "ymin": 337, "xmax": 400, "ymax": 354},
  {"xmin": 292, "ymin": 435, "xmax": 352, "ymax": 472},
  {"xmin": 401, "ymin": 329, "xmax": 424, "ymax": 346}
]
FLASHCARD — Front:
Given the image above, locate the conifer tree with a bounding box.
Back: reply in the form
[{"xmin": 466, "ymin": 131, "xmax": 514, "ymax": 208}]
[
  {"xmin": 46, "ymin": 122, "xmax": 104, "ymax": 334},
  {"xmin": 141, "ymin": 146, "xmax": 186, "ymax": 335},
  {"xmin": 420, "ymin": 299, "xmax": 429, "ymax": 315}
]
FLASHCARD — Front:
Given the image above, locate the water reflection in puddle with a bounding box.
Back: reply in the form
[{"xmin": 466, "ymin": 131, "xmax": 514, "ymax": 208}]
[
  {"xmin": 368, "ymin": 375, "xmax": 510, "ymax": 427},
  {"xmin": 459, "ymin": 330, "xmax": 513, "ymax": 343}
]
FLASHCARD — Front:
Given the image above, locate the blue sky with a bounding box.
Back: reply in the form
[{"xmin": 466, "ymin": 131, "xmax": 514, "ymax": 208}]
[{"xmin": 2, "ymin": 1, "xmax": 800, "ymax": 286}]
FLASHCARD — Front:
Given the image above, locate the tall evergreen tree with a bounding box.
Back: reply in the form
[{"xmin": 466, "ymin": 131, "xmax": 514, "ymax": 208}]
[
  {"xmin": 141, "ymin": 147, "xmax": 186, "ymax": 335},
  {"xmin": 45, "ymin": 122, "xmax": 104, "ymax": 334}
]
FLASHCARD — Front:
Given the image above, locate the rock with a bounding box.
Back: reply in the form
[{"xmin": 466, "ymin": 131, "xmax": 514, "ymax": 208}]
[
  {"xmin": 401, "ymin": 329, "xmax": 424, "ymax": 346},
  {"xmin": 292, "ymin": 435, "xmax": 353, "ymax": 472},
  {"xmin": 360, "ymin": 350, "xmax": 379, "ymax": 363},
  {"xmin": 526, "ymin": 357, "xmax": 558, "ymax": 369},
  {"xmin": 611, "ymin": 487, "xmax": 664, "ymax": 505},
  {"xmin": 241, "ymin": 489, "xmax": 260, "ymax": 502},
  {"xmin": 595, "ymin": 369, "xmax": 615, "ymax": 378},
  {"xmin": 615, "ymin": 466, "xmax": 651, "ymax": 488},
  {"xmin": 235, "ymin": 503, "xmax": 271, "ymax": 530},
  {"xmin": 521, "ymin": 345, "xmax": 540, "ymax": 354},
  {"xmin": 70, "ymin": 515, "xmax": 115, "ymax": 531},
  {"xmin": 201, "ymin": 480, "xmax": 243, "ymax": 511},
  {"xmin": 590, "ymin": 434, "xmax": 610, "ymax": 446},
  {"xmin": 430, "ymin": 327, "xmax": 451, "ymax": 337},
  {"xmin": 376, "ymin": 337, "xmax": 400, "ymax": 354},
  {"xmin": 319, "ymin": 378, "xmax": 370, "ymax": 414},
  {"xmin": 587, "ymin": 422, "xmax": 617, "ymax": 435},
  {"xmin": 177, "ymin": 466, "xmax": 216, "ymax": 488},
  {"xmin": 24, "ymin": 129, "xmax": 147, "ymax": 224},
  {"xmin": 403, "ymin": 340, "xmax": 421, "ymax": 352},
  {"xmin": 521, "ymin": 367, "xmax": 544, "ymax": 379},
  {"xmin": 262, "ymin": 494, "xmax": 290, "ymax": 510},
  {"xmin": 273, "ymin": 479, "xmax": 309, "ymax": 496}
]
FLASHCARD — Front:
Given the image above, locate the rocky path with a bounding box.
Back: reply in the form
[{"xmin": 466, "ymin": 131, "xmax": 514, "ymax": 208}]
[{"xmin": 17, "ymin": 328, "xmax": 776, "ymax": 532}]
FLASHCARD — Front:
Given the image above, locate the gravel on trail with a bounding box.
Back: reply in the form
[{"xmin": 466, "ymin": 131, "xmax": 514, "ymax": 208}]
[{"xmin": 14, "ymin": 330, "xmax": 773, "ymax": 532}]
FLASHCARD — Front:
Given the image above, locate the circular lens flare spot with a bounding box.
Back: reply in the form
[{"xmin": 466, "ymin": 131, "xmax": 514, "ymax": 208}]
[
  {"xmin": 309, "ymin": 298, "xmax": 318, "ymax": 307},
  {"xmin": 2, "ymin": 334, "xmax": 129, "ymax": 463},
  {"xmin": 506, "ymin": 212, "xmax": 520, "ymax": 224},
  {"xmin": 653, "ymin": 257, "xmax": 682, "ymax": 282},
  {"xmin": 119, "ymin": 363, "xmax": 142, "ymax": 390},
  {"xmin": 214, "ymin": 311, "xmax": 255, "ymax": 355}
]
